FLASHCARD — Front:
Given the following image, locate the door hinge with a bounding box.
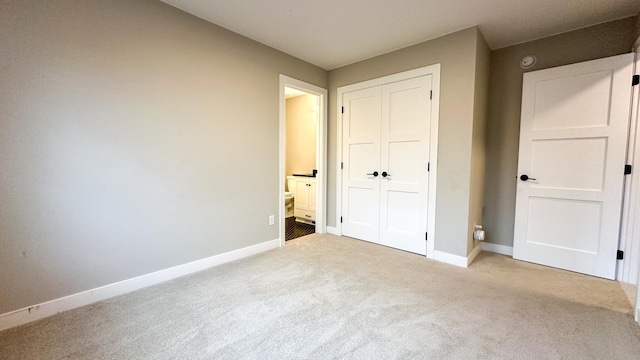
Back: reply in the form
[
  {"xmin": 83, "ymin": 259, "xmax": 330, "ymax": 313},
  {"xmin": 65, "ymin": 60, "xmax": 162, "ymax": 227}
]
[
  {"xmin": 341, "ymin": 106, "xmax": 344, "ymax": 113},
  {"xmin": 429, "ymin": 90, "xmax": 432, "ymax": 100},
  {"xmin": 341, "ymin": 162, "xmax": 344, "ymax": 170},
  {"xmin": 427, "ymin": 162, "xmax": 430, "ymax": 172},
  {"xmin": 340, "ymin": 216, "xmax": 343, "ymax": 223},
  {"xmin": 617, "ymin": 250, "xmax": 624, "ymax": 260},
  {"xmin": 625, "ymin": 164, "xmax": 632, "ymax": 175},
  {"xmin": 425, "ymin": 232, "xmax": 428, "ymax": 241},
  {"xmin": 633, "ymin": 75, "xmax": 639, "ymax": 86}
]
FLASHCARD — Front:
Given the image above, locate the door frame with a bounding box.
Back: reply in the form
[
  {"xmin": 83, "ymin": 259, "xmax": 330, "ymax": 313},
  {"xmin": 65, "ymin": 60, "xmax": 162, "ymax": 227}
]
[
  {"xmin": 335, "ymin": 64, "xmax": 441, "ymax": 259},
  {"xmin": 278, "ymin": 75, "xmax": 328, "ymax": 246},
  {"xmin": 619, "ymin": 49, "xmax": 640, "ymax": 284},
  {"xmin": 621, "ymin": 43, "xmax": 640, "ymax": 324}
]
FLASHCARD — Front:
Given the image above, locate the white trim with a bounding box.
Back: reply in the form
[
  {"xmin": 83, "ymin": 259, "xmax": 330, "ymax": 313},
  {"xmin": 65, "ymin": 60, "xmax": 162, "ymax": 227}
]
[
  {"xmin": 335, "ymin": 86, "xmax": 344, "ymax": 236},
  {"xmin": 326, "ymin": 226, "xmax": 340, "ymax": 236},
  {"xmin": 335, "ymin": 64, "xmax": 441, "ymax": 259},
  {"xmin": 433, "ymin": 247, "xmax": 479, "ymax": 268},
  {"xmin": 629, "ymin": 48, "xmax": 640, "ymax": 325},
  {"xmin": 618, "ymin": 49, "xmax": 640, "ymax": 285},
  {"xmin": 0, "ymin": 239, "xmax": 279, "ymax": 332},
  {"xmin": 481, "ymin": 242, "xmax": 514, "ymax": 256},
  {"xmin": 427, "ymin": 65, "xmax": 441, "ymax": 260},
  {"xmin": 467, "ymin": 244, "xmax": 482, "ymax": 266},
  {"xmin": 279, "ymin": 75, "xmax": 328, "ymax": 246},
  {"xmin": 434, "ymin": 250, "xmax": 467, "ymax": 267}
]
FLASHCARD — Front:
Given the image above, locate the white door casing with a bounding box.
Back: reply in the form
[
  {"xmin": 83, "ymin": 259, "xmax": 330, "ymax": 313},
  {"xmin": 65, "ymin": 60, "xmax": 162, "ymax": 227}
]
[
  {"xmin": 278, "ymin": 75, "xmax": 328, "ymax": 246},
  {"xmin": 513, "ymin": 53, "xmax": 635, "ymax": 279},
  {"xmin": 619, "ymin": 49, "xmax": 640, "ymax": 284},
  {"xmin": 341, "ymin": 74, "xmax": 432, "ymax": 255},
  {"xmin": 632, "ymin": 47, "xmax": 640, "ymax": 325}
]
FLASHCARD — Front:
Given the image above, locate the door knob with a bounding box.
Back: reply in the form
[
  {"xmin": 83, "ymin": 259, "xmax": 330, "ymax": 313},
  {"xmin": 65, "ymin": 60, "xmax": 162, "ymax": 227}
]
[
  {"xmin": 367, "ymin": 171, "xmax": 379, "ymax": 177},
  {"xmin": 381, "ymin": 171, "xmax": 391, "ymax": 178},
  {"xmin": 520, "ymin": 174, "xmax": 536, "ymax": 181}
]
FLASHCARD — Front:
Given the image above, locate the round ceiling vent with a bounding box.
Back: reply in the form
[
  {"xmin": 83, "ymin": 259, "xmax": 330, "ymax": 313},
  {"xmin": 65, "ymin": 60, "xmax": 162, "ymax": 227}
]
[{"xmin": 520, "ymin": 55, "xmax": 537, "ymax": 69}]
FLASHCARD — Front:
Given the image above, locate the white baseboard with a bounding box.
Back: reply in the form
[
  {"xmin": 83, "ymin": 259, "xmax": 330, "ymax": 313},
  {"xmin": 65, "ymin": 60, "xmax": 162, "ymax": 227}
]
[
  {"xmin": 326, "ymin": 226, "xmax": 340, "ymax": 236},
  {"xmin": 480, "ymin": 242, "xmax": 514, "ymax": 256},
  {"xmin": 0, "ymin": 238, "xmax": 280, "ymax": 332},
  {"xmin": 467, "ymin": 245, "xmax": 482, "ymax": 266},
  {"xmin": 433, "ymin": 245, "xmax": 482, "ymax": 268}
]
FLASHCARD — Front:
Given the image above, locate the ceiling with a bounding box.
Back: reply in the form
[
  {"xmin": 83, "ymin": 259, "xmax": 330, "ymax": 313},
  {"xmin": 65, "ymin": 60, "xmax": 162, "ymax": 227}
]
[
  {"xmin": 160, "ymin": 0, "xmax": 640, "ymax": 70},
  {"xmin": 284, "ymin": 86, "xmax": 307, "ymax": 99}
]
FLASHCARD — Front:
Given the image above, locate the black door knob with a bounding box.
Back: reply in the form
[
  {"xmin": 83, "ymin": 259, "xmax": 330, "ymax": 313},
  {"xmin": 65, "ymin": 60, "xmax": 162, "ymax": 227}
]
[
  {"xmin": 382, "ymin": 171, "xmax": 389, "ymax": 178},
  {"xmin": 366, "ymin": 171, "xmax": 379, "ymax": 177},
  {"xmin": 520, "ymin": 175, "xmax": 536, "ymax": 181}
]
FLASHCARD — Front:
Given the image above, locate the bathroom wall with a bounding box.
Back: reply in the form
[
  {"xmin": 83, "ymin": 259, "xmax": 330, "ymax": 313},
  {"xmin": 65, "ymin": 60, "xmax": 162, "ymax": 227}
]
[
  {"xmin": 483, "ymin": 17, "xmax": 635, "ymax": 249},
  {"xmin": 0, "ymin": 0, "xmax": 326, "ymax": 314},
  {"xmin": 286, "ymin": 93, "xmax": 318, "ymax": 189}
]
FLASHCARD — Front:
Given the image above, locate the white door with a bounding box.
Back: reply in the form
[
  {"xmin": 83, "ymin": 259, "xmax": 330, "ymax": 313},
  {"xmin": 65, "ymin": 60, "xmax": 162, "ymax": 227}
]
[
  {"xmin": 379, "ymin": 77, "xmax": 432, "ymax": 254},
  {"xmin": 309, "ymin": 179, "xmax": 317, "ymax": 212},
  {"xmin": 513, "ymin": 54, "xmax": 635, "ymax": 279},
  {"xmin": 342, "ymin": 75, "xmax": 432, "ymax": 255},
  {"xmin": 341, "ymin": 87, "xmax": 382, "ymax": 243},
  {"xmin": 294, "ymin": 178, "xmax": 310, "ymax": 211}
]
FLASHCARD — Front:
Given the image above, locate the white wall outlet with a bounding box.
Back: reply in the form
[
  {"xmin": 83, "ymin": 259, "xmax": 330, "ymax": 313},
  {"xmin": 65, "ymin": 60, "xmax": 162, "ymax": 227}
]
[{"xmin": 268, "ymin": 215, "xmax": 275, "ymax": 226}]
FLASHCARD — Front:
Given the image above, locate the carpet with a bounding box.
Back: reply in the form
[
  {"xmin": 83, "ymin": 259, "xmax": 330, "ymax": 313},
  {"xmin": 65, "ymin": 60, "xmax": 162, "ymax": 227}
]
[{"xmin": 1, "ymin": 234, "xmax": 639, "ymax": 359}]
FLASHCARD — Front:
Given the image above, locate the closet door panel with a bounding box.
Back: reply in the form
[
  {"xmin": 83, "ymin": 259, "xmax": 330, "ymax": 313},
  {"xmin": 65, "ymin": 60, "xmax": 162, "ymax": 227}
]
[
  {"xmin": 341, "ymin": 87, "xmax": 382, "ymax": 243},
  {"xmin": 379, "ymin": 76, "xmax": 431, "ymax": 255}
]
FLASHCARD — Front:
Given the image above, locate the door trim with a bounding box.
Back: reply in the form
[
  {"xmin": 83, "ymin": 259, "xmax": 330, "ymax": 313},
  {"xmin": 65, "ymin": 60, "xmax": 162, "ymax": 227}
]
[
  {"xmin": 335, "ymin": 64, "xmax": 441, "ymax": 259},
  {"xmin": 279, "ymin": 75, "xmax": 328, "ymax": 246},
  {"xmin": 619, "ymin": 50, "xmax": 640, "ymax": 284}
]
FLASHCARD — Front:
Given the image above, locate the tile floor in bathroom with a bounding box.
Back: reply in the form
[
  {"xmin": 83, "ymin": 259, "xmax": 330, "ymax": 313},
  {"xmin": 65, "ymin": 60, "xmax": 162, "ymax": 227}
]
[{"xmin": 285, "ymin": 217, "xmax": 315, "ymax": 241}]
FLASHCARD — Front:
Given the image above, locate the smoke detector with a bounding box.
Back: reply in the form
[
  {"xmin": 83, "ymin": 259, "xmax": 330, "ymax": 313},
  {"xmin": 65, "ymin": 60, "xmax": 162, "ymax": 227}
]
[{"xmin": 520, "ymin": 55, "xmax": 537, "ymax": 69}]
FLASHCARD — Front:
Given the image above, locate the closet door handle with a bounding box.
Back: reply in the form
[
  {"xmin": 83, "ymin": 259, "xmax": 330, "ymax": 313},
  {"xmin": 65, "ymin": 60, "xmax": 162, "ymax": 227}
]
[
  {"xmin": 381, "ymin": 171, "xmax": 391, "ymax": 178},
  {"xmin": 367, "ymin": 171, "xmax": 379, "ymax": 177}
]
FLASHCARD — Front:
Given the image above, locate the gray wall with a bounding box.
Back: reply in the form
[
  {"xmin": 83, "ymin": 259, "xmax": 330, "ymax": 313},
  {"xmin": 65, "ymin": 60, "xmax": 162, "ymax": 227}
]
[
  {"xmin": 482, "ymin": 17, "xmax": 636, "ymax": 248},
  {"xmin": 328, "ymin": 28, "xmax": 483, "ymax": 257},
  {"xmin": 467, "ymin": 31, "xmax": 491, "ymax": 254},
  {"xmin": 635, "ymin": 12, "xmax": 640, "ymax": 43},
  {"xmin": 0, "ymin": 0, "xmax": 326, "ymax": 314}
]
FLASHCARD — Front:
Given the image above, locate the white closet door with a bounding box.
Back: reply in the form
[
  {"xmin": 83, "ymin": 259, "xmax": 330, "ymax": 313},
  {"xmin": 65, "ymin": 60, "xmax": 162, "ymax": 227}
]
[
  {"xmin": 379, "ymin": 76, "xmax": 432, "ymax": 255},
  {"xmin": 513, "ymin": 53, "xmax": 634, "ymax": 279},
  {"xmin": 341, "ymin": 75, "xmax": 431, "ymax": 255},
  {"xmin": 341, "ymin": 87, "xmax": 382, "ymax": 243}
]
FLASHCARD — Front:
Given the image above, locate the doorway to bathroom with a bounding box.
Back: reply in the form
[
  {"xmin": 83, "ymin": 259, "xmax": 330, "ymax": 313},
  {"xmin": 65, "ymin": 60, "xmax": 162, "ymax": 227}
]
[{"xmin": 278, "ymin": 76, "xmax": 327, "ymax": 244}]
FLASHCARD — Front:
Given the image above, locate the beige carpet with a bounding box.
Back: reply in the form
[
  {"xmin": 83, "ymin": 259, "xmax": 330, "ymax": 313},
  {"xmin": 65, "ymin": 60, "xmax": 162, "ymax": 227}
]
[{"xmin": 1, "ymin": 234, "xmax": 639, "ymax": 359}]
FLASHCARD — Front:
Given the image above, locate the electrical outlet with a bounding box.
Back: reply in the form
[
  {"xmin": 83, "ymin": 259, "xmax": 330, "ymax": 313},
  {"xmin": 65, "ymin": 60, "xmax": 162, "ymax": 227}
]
[{"xmin": 268, "ymin": 215, "xmax": 275, "ymax": 226}]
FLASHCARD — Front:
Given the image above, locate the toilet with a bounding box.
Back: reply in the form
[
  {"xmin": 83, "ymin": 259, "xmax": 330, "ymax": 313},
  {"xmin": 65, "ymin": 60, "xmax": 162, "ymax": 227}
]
[{"xmin": 285, "ymin": 176, "xmax": 296, "ymax": 218}]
